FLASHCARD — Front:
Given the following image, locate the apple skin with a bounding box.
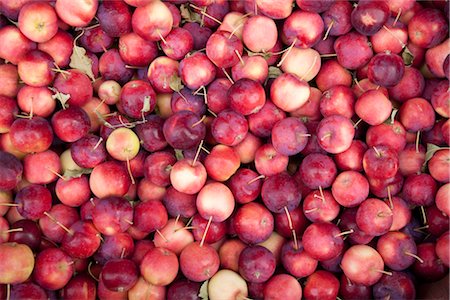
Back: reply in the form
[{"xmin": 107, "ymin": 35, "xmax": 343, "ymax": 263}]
[
  {"xmin": 141, "ymin": 247, "xmax": 179, "ymax": 286},
  {"xmin": 89, "ymin": 161, "xmax": 132, "ymax": 198},
  {"xmin": 55, "ymin": 0, "xmax": 98, "ymax": 27},
  {"xmin": 18, "ymin": 2, "xmax": 58, "ymax": 43},
  {"xmin": 33, "ymin": 247, "xmax": 75, "ymax": 290},
  {"xmin": 0, "ymin": 242, "xmax": 35, "ymax": 284},
  {"xmin": 0, "ymin": 96, "xmax": 18, "ymax": 134},
  {"xmin": 0, "ymin": 151, "xmax": 23, "ymax": 191}
]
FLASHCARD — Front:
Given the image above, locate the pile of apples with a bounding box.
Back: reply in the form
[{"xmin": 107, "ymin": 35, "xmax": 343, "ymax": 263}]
[{"xmin": 0, "ymin": 0, "xmax": 449, "ymax": 299}]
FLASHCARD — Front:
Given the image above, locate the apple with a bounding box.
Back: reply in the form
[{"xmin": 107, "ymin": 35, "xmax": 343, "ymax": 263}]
[{"xmin": 0, "ymin": 242, "xmax": 34, "ymax": 284}]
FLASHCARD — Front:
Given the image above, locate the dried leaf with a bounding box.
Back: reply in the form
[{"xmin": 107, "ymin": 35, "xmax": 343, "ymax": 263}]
[
  {"xmin": 402, "ymin": 47, "xmax": 414, "ymax": 66},
  {"xmin": 48, "ymin": 87, "xmax": 71, "ymax": 108},
  {"xmin": 247, "ymin": 50, "xmax": 272, "ymax": 61},
  {"xmin": 268, "ymin": 66, "xmax": 282, "ymax": 79},
  {"xmin": 69, "ymin": 45, "xmax": 96, "ymax": 81},
  {"xmin": 180, "ymin": 4, "xmax": 202, "ymax": 23},
  {"xmin": 169, "ymin": 75, "xmax": 184, "ymax": 92},
  {"xmin": 198, "ymin": 280, "xmax": 209, "ymax": 300},
  {"xmin": 174, "ymin": 149, "xmax": 184, "ymax": 161},
  {"xmin": 63, "ymin": 168, "xmax": 92, "ymax": 179},
  {"xmin": 424, "ymin": 144, "xmax": 450, "ymax": 166}
]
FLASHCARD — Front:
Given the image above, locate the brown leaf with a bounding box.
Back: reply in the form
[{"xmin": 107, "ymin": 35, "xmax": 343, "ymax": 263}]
[{"xmin": 69, "ymin": 45, "xmax": 96, "ymax": 81}]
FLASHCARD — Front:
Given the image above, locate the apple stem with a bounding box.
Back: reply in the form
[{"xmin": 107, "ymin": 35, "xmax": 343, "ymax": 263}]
[
  {"xmin": 120, "ymin": 247, "xmax": 126, "ymax": 259},
  {"xmin": 177, "ymin": 91, "xmax": 189, "ymax": 105},
  {"xmin": 6, "ymin": 18, "xmax": 18, "ymax": 26},
  {"xmin": 390, "ymin": 109, "xmax": 398, "ymax": 125},
  {"xmin": 156, "ymin": 30, "xmax": 167, "ymax": 45},
  {"xmin": 156, "ymin": 229, "xmax": 168, "ymax": 242},
  {"xmin": 14, "ymin": 113, "xmax": 33, "ymax": 119},
  {"xmin": 95, "ymin": 42, "xmax": 105, "ymax": 54},
  {"xmin": 323, "ymin": 19, "xmax": 334, "ymax": 41},
  {"xmin": 283, "ymin": 206, "xmax": 298, "ymax": 250},
  {"xmin": 228, "ymin": 23, "xmax": 244, "ymax": 39},
  {"xmin": 207, "ymin": 109, "xmax": 217, "ymax": 118},
  {"xmin": 420, "ymin": 206, "xmax": 427, "ymax": 225},
  {"xmin": 45, "ymin": 167, "xmax": 66, "ymax": 181},
  {"xmin": 222, "ymin": 68, "xmax": 235, "ymax": 85},
  {"xmin": 175, "ymin": 214, "xmax": 180, "ymax": 227},
  {"xmin": 124, "ymin": 219, "xmax": 133, "ymax": 225},
  {"xmin": 354, "ymin": 78, "xmax": 365, "ymax": 94},
  {"xmin": 277, "ymin": 38, "xmax": 297, "ymax": 68},
  {"xmin": 193, "ymin": 85, "xmax": 203, "ymax": 96},
  {"xmin": 51, "ymin": 62, "xmax": 70, "ymax": 80},
  {"xmin": 382, "ymin": 25, "xmax": 406, "ymax": 49},
  {"xmin": 73, "ymin": 29, "xmax": 85, "ymax": 46},
  {"xmin": 42, "ymin": 236, "xmax": 58, "ymax": 248},
  {"xmin": 304, "ymin": 207, "xmax": 319, "ymax": 214},
  {"xmin": 88, "ymin": 261, "xmax": 99, "ymax": 281},
  {"xmin": 93, "ymin": 98, "xmax": 106, "ymax": 114},
  {"xmin": 376, "ymin": 270, "xmax": 393, "ymax": 276},
  {"xmin": 1, "ymin": 228, "xmax": 23, "ymax": 234},
  {"xmin": 192, "ymin": 139, "xmax": 205, "ymax": 166},
  {"xmin": 247, "ymin": 174, "xmax": 265, "ymax": 185},
  {"xmin": 185, "ymin": 216, "xmax": 194, "ymax": 227},
  {"xmin": 43, "ymin": 212, "xmax": 73, "ymax": 236},
  {"xmin": 334, "ymin": 229, "xmax": 354, "ymax": 238},
  {"xmin": 404, "ymin": 251, "xmax": 424, "ymax": 264},
  {"xmin": 93, "ymin": 137, "xmax": 103, "ymax": 150},
  {"xmin": 320, "ymin": 132, "xmax": 332, "ymax": 141},
  {"xmin": 191, "ymin": 115, "xmax": 206, "ymax": 128},
  {"xmin": 270, "ymin": 45, "xmax": 293, "ymax": 56},
  {"xmin": 413, "ymin": 224, "xmax": 429, "ymax": 233},
  {"xmin": 181, "ymin": 226, "xmax": 196, "ymax": 231},
  {"xmin": 235, "ymin": 49, "xmax": 245, "ymax": 66},
  {"xmin": 373, "ymin": 146, "xmax": 381, "ymax": 157},
  {"xmin": 415, "ymin": 131, "xmax": 421, "ymax": 153},
  {"xmin": 201, "ymin": 86, "xmax": 208, "ymax": 104},
  {"xmin": 346, "ymin": 276, "xmax": 352, "ymax": 286},
  {"xmin": 126, "ymin": 155, "xmax": 136, "ymax": 185},
  {"xmin": 79, "ymin": 23, "xmax": 100, "ymax": 31},
  {"xmin": 320, "ymin": 53, "xmax": 338, "ymax": 58},
  {"xmin": 29, "ymin": 100, "xmax": 34, "ymax": 119},
  {"xmin": 377, "ymin": 211, "xmax": 392, "ymax": 218},
  {"xmin": 118, "ymin": 115, "xmax": 136, "ymax": 129},
  {"xmin": 353, "ymin": 118, "xmax": 363, "ymax": 129},
  {"xmin": 200, "ymin": 216, "xmax": 212, "ymax": 247},
  {"xmin": 319, "ymin": 186, "xmax": 325, "ymax": 203},
  {"xmin": 300, "ymin": 54, "xmax": 318, "ymax": 81},
  {"xmin": 292, "ymin": 229, "xmax": 299, "ymax": 251},
  {"xmin": 50, "ymin": 67, "xmax": 70, "ymax": 76},
  {"xmin": 393, "ymin": 8, "xmax": 402, "ymax": 26},
  {"xmin": 190, "ymin": 4, "xmax": 222, "ymax": 25},
  {"xmin": 313, "ymin": 194, "xmax": 325, "ymax": 202},
  {"xmin": 0, "ymin": 203, "xmax": 20, "ymax": 207},
  {"xmin": 385, "ymin": 294, "xmax": 391, "ymax": 300},
  {"xmin": 125, "ymin": 65, "xmax": 145, "ymax": 70},
  {"xmin": 335, "ymin": 218, "xmax": 341, "ymax": 226},
  {"xmin": 336, "ymin": 297, "xmax": 343, "ymax": 300},
  {"xmin": 387, "ymin": 186, "xmax": 394, "ymax": 210},
  {"xmin": 201, "ymin": 146, "xmax": 210, "ymax": 154},
  {"xmin": 6, "ymin": 283, "xmax": 10, "ymax": 300}
]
